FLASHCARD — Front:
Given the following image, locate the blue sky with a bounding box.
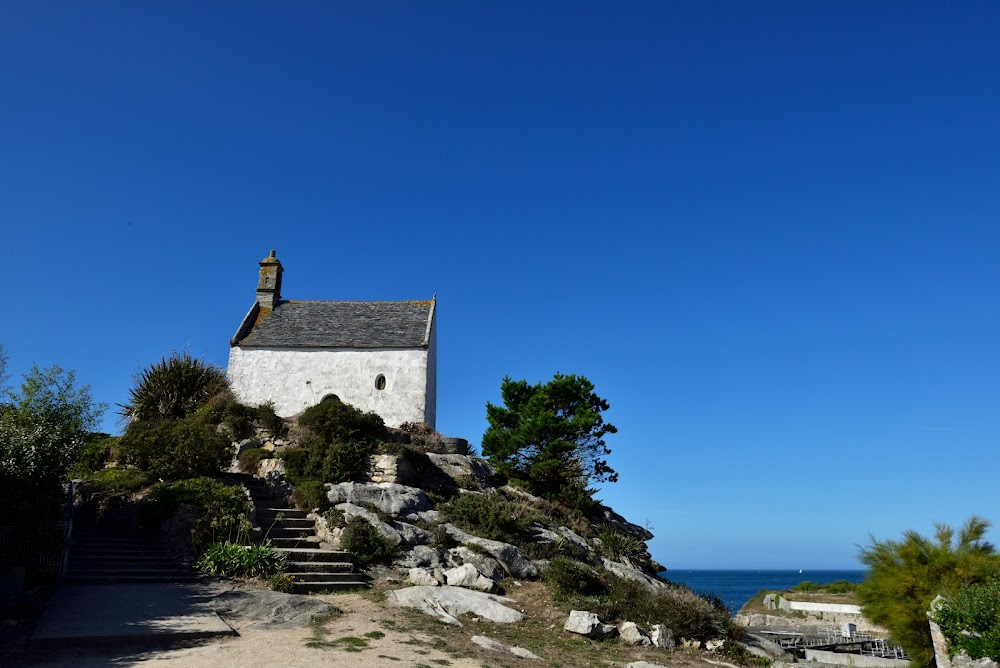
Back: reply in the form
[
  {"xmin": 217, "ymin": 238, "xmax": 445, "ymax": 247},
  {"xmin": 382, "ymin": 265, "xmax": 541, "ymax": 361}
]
[{"xmin": 2, "ymin": 2, "xmax": 998, "ymax": 569}]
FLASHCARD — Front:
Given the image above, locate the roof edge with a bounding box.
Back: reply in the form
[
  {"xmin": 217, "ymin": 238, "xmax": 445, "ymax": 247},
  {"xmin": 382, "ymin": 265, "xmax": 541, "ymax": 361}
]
[
  {"xmin": 230, "ymin": 302, "xmax": 260, "ymax": 347},
  {"xmin": 422, "ymin": 294, "xmax": 436, "ymax": 347}
]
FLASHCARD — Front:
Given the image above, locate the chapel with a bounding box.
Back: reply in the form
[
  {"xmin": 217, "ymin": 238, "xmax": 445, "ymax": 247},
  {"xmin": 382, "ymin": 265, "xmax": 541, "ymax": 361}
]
[{"xmin": 228, "ymin": 251, "xmax": 436, "ymax": 428}]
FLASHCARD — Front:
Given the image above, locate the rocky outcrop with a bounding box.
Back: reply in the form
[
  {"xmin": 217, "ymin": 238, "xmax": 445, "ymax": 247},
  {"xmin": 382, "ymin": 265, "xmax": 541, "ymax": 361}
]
[
  {"xmin": 326, "ymin": 482, "xmax": 431, "ymax": 517},
  {"xmin": 443, "ymin": 563, "xmax": 494, "ymax": 592},
  {"xmin": 386, "ymin": 585, "xmax": 523, "ymax": 624},
  {"xmin": 444, "ymin": 524, "xmax": 539, "ymax": 579},
  {"xmin": 619, "ymin": 621, "xmax": 652, "ymax": 646}
]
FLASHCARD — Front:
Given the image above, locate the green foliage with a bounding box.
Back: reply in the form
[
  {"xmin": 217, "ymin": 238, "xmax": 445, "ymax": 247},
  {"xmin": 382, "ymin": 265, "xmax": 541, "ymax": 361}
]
[
  {"xmin": 481, "ymin": 373, "xmax": 618, "ymax": 501},
  {"xmin": 281, "ymin": 399, "xmax": 388, "ymax": 486},
  {"xmin": 857, "ymin": 516, "xmax": 1000, "ymax": 668},
  {"xmin": 439, "ymin": 490, "xmax": 540, "ymax": 544},
  {"xmin": 792, "ymin": 579, "xmax": 857, "ymax": 594},
  {"xmin": 542, "ymin": 557, "xmax": 606, "ymax": 596},
  {"xmin": 140, "ymin": 477, "xmax": 251, "ymax": 548},
  {"xmin": 323, "ymin": 507, "xmax": 346, "ymax": 528},
  {"xmin": 119, "ymin": 414, "xmax": 231, "ymax": 480},
  {"xmin": 298, "ymin": 398, "xmax": 387, "ymax": 445},
  {"xmin": 291, "ymin": 479, "xmax": 330, "ymax": 511},
  {"xmin": 268, "ymin": 573, "xmax": 296, "ymax": 592},
  {"xmin": 597, "ymin": 526, "xmax": 648, "ymax": 567},
  {"xmin": 934, "ymin": 578, "xmax": 1000, "ymax": 662},
  {"xmin": 0, "ymin": 351, "xmax": 106, "ymax": 557},
  {"xmin": 196, "ymin": 540, "xmax": 286, "ymax": 577},
  {"xmin": 82, "ymin": 466, "xmax": 152, "ymax": 494},
  {"xmin": 341, "ymin": 517, "xmax": 395, "ymax": 566},
  {"xmin": 254, "ymin": 401, "xmax": 285, "ymax": 437},
  {"xmin": 69, "ymin": 434, "xmax": 119, "ymax": 477},
  {"xmin": 237, "ymin": 447, "xmax": 271, "ymax": 474},
  {"xmin": 723, "ymin": 640, "xmax": 773, "ymax": 668},
  {"xmin": 119, "ymin": 352, "xmax": 229, "ymax": 425}
]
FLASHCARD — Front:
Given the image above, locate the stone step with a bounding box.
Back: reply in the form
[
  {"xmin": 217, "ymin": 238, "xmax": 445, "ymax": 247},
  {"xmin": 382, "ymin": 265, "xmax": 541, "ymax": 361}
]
[
  {"xmin": 260, "ymin": 518, "xmax": 315, "ymax": 530},
  {"xmin": 265, "ymin": 527, "xmax": 315, "ymax": 539},
  {"xmin": 284, "ymin": 560, "xmax": 354, "ymax": 573},
  {"xmin": 285, "ymin": 572, "xmax": 365, "ymax": 583},
  {"xmin": 290, "ymin": 580, "xmax": 368, "ymax": 594},
  {"xmin": 258, "ymin": 508, "xmax": 306, "ymax": 519},
  {"xmin": 275, "ymin": 548, "xmax": 353, "ymax": 563},
  {"xmin": 269, "ymin": 537, "xmax": 323, "ymax": 549}
]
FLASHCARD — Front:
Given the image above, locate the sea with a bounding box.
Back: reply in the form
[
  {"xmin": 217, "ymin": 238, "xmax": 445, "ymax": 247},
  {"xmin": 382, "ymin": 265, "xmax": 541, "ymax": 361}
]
[{"xmin": 658, "ymin": 569, "xmax": 867, "ymax": 614}]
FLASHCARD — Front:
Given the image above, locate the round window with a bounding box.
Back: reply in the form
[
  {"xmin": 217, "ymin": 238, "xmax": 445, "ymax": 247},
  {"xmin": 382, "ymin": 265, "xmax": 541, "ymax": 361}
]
[{"xmin": 375, "ymin": 374, "xmax": 387, "ymax": 391}]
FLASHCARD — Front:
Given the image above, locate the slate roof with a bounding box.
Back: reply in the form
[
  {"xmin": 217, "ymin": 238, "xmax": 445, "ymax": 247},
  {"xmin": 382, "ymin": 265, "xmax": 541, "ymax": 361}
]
[{"xmin": 231, "ymin": 299, "xmax": 434, "ymax": 349}]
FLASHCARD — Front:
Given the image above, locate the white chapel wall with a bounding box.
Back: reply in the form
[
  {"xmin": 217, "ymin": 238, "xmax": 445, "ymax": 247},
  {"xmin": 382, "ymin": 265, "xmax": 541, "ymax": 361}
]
[{"xmin": 228, "ymin": 346, "xmax": 430, "ymax": 427}]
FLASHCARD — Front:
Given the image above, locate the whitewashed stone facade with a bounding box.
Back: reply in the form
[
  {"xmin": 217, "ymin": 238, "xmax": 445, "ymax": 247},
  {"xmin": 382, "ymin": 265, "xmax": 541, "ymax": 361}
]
[{"xmin": 227, "ymin": 251, "xmax": 436, "ymax": 428}]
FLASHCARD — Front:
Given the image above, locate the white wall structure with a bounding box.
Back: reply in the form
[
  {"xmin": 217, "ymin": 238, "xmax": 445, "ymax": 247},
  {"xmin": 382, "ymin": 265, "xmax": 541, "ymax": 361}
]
[{"xmin": 227, "ymin": 251, "xmax": 437, "ymax": 428}]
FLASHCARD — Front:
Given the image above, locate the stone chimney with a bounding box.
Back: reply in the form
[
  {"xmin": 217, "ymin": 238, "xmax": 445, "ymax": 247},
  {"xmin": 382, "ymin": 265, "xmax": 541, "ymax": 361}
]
[{"xmin": 256, "ymin": 250, "xmax": 283, "ymax": 309}]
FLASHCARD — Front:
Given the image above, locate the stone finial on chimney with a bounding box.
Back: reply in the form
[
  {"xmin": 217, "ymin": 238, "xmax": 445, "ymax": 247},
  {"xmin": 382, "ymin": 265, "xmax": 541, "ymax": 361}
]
[{"xmin": 256, "ymin": 249, "xmax": 283, "ymax": 309}]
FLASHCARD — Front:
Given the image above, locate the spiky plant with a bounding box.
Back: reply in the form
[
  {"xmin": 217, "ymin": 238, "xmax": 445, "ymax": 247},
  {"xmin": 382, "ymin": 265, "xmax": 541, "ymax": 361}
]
[{"xmin": 119, "ymin": 352, "xmax": 229, "ymax": 425}]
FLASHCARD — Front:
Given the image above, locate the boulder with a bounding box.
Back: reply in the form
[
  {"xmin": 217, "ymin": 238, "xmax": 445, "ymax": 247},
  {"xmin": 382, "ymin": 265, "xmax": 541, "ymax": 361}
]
[
  {"xmin": 447, "ymin": 546, "xmax": 504, "ymax": 580},
  {"xmin": 326, "ymin": 482, "xmax": 431, "ymax": 517},
  {"xmin": 407, "ymin": 567, "xmax": 440, "ymax": 587},
  {"xmin": 620, "ymin": 621, "xmax": 652, "ymax": 646},
  {"xmin": 404, "ymin": 509, "xmax": 441, "ymax": 524},
  {"xmin": 510, "ymin": 646, "xmax": 541, "ymax": 659},
  {"xmin": 394, "ymin": 521, "xmax": 433, "ymax": 546},
  {"xmin": 444, "ymin": 563, "xmax": 494, "ymax": 592},
  {"xmin": 649, "ymin": 624, "xmax": 675, "ymax": 649},
  {"xmin": 564, "ymin": 610, "xmax": 617, "ymax": 639},
  {"xmin": 393, "ymin": 545, "xmax": 444, "ymax": 570},
  {"xmin": 385, "ymin": 585, "xmax": 523, "ymax": 624},
  {"xmin": 444, "ymin": 524, "xmax": 539, "ymax": 579},
  {"xmin": 706, "ymin": 639, "xmax": 725, "ymax": 651},
  {"xmin": 426, "ymin": 454, "xmax": 500, "ymax": 487}
]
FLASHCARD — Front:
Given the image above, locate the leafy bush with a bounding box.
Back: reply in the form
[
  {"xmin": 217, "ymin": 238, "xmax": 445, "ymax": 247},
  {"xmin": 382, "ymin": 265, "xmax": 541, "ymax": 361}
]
[
  {"xmin": 268, "ymin": 573, "xmax": 295, "ymax": 592},
  {"xmin": 254, "ymin": 401, "xmax": 285, "ymax": 437},
  {"xmin": 542, "ymin": 557, "xmax": 605, "ymax": 596},
  {"xmin": 140, "ymin": 477, "xmax": 250, "ymax": 548},
  {"xmin": 69, "ymin": 434, "xmax": 119, "ymax": 477},
  {"xmin": 237, "ymin": 447, "xmax": 271, "ymax": 474},
  {"xmin": 341, "ymin": 518, "xmax": 395, "ymax": 566},
  {"xmin": 440, "ymin": 490, "xmax": 541, "ymax": 544},
  {"xmin": 196, "ymin": 540, "xmax": 285, "ymax": 577},
  {"xmin": 934, "ymin": 579, "xmax": 1000, "ymax": 662},
  {"xmin": 298, "ymin": 398, "xmax": 387, "ymax": 445},
  {"xmin": 291, "ymin": 479, "xmax": 330, "ymax": 511},
  {"xmin": 323, "ymin": 507, "xmax": 346, "ymax": 528},
  {"xmin": 82, "ymin": 467, "xmax": 152, "ymax": 494},
  {"xmin": 119, "ymin": 415, "xmax": 231, "ymax": 480}
]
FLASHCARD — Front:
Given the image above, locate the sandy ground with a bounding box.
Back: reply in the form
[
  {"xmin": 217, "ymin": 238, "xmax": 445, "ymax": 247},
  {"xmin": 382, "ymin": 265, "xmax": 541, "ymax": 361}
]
[{"xmin": 14, "ymin": 592, "xmax": 483, "ymax": 668}]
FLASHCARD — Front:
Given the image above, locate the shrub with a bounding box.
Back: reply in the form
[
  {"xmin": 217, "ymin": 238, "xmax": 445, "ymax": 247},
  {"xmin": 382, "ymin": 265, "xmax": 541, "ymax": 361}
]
[
  {"xmin": 83, "ymin": 467, "xmax": 152, "ymax": 494},
  {"xmin": 597, "ymin": 526, "xmax": 648, "ymax": 567},
  {"xmin": 341, "ymin": 518, "xmax": 395, "ymax": 566},
  {"xmin": 604, "ymin": 576, "xmax": 730, "ymax": 641},
  {"xmin": 439, "ymin": 490, "xmax": 540, "ymax": 544},
  {"xmin": 119, "ymin": 352, "xmax": 229, "ymax": 424},
  {"xmin": 254, "ymin": 401, "xmax": 285, "ymax": 437},
  {"xmin": 934, "ymin": 578, "xmax": 1000, "ymax": 662},
  {"xmin": 268, "ymin": 573, "xmax": 295, "ymax": 592},
  {"xmin": 792, "ymin": 579, "xmax": 857, "ymax": 594},
  {"xmin": 542, "ymin": 557, "xmax": 606, "ymax": 596},
  {"xmin": 237, "ymin": 447, "xmax": 271, "ymax": 474},
  {"xmin": 196, "ymin": 540, "xmax": 285, "ymax": 577},
  {"xmin": 857, "ymin": 516, "xmax": 1000, "ymax": 668},
  {"xmin": 291, "ymin": 479, "xmax": 329, "ymax": 511},
  {"xmin": 323, "ymin": 507, "xmax": 346, "ymax": 528},
  {"xmin": 298, "ymin": 398, "xmax": 387, "ymax": 445},
  {"xmin": 140, "ymin": 477, "xmax": 250, "ymax": 548},
  {"xmin": 69, "ymin": 434, "xmax": 119, "ymax": 477},
  {"xmin": 119, "ymin": 415, "xmax": 231, "ymax": 480}
]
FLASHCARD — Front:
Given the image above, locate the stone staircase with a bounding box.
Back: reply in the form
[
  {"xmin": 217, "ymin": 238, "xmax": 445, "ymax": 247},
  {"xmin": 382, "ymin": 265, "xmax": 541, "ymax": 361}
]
[
  {"xmin": 66, "ymin": 527, "xmax": 198, "ymax": 584},
  {"xmin": 226, "ymin": 473, "xmax": 367, "ymax": 593}
]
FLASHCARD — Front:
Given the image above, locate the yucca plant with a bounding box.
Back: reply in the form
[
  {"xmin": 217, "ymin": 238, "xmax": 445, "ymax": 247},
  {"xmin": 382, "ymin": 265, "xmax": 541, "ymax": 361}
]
[
  {"xmin": 597, "ymin": 525, "xmax": 646, "ymax": 568},
  {"xmin": 119, "ymin": 352, "xmax": 229, "ymax": 425}
]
